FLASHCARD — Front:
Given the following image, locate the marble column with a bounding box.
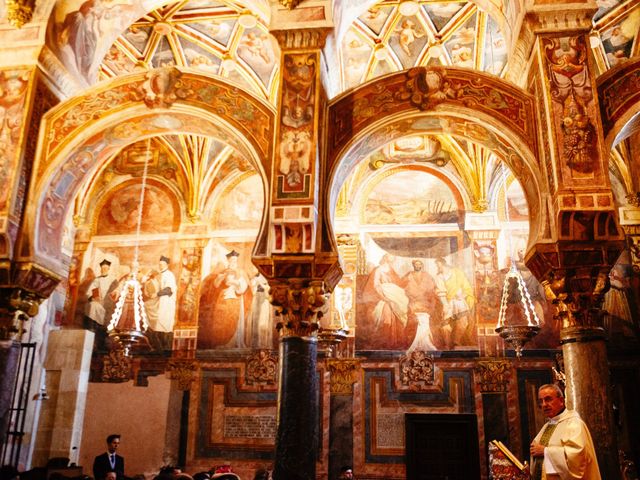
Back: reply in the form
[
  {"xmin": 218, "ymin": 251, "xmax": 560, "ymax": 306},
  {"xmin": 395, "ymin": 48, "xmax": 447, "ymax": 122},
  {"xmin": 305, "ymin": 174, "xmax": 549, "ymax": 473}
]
[
  {"xmin": 0, "ymin": 339, "xmax": 20, "ymax": 454},
  {"xmin": 273, "ymin": 334, "xmax": 318, "ymax": 480},
  {"xmin": 561, "ymin": 326, "xmax": 617, "ymax": 478},
  {"xmin": 326, "ymin": 359, "xmax": 359, "ymax": 480}
]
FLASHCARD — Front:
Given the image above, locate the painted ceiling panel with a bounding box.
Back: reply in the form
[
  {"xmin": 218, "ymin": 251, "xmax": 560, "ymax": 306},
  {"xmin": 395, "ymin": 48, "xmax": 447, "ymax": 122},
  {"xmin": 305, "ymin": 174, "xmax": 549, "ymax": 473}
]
[{"xmin": 339, "ymin": 1, "xmax": 507, "ymax": 94}]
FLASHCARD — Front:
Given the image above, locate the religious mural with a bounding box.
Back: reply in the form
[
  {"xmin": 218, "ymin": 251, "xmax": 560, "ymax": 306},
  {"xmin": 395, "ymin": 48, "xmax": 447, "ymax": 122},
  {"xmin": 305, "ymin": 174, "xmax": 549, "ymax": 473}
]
[
  {"xmin": 197, "ymin": 242, "xmax": 274, "ymax": 350},
  {"xmin": 346, "ymin": 165, "xmax": 562, "ymax": 353}
]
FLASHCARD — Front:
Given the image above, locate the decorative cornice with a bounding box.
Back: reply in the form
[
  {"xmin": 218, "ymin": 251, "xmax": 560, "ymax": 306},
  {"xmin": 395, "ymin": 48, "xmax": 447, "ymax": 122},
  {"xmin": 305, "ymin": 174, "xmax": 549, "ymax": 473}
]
[
  {"xmin": 271, "ymin": 28, "xmax": 331, "ymax": 50},
  {"xmin": 474, "ymin": 360, "xmax": 511, "ymax": 393},
  {"xmin": 327, "ymin": 358, "xmax": 359, "ymax": 395}
]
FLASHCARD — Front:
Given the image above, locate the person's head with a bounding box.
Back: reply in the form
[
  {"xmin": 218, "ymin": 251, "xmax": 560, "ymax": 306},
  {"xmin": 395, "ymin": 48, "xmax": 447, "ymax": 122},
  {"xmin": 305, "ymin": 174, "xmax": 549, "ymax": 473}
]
[
  {"xmin": 538, "ymin": 384, "xmax": 565, "ymax": 419},
  {"xmin": 106, "ymin": 434, "xmax": 120, "ymax": 453},
  {"xmin": 435, "ymin": 257, "xmax": 449, "ymax": 273},
  {"xmin": 226, "ymin": 250, "xmax": 239, "ymax": 268},
  {"xmin": 339, "ymin": 466, "xmax": 353, "ymax": 479},
  {"xmin": 99, "ymin": 259, "xmax": 111, "ymax": 276},
  {"xmin": 412, "ymin": 260, "xmax": 423, "ymax": 272},
  {"xmin": 159, "ymin": 256, "xmax": 170, "ymax": 272},
  {"xmin": 105, "ymin": 472, "xmax": 117, "ymax": 480}
]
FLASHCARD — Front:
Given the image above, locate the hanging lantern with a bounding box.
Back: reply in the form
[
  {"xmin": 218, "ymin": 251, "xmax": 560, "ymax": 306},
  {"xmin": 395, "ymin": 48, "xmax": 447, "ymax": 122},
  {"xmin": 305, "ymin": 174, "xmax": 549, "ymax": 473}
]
[
  {"xmin": 495, "ymin": 264, "xmax": 540, "ymax": 358},
  {"xmin": 494, "ymin": 162, "xmax": 540, "ymax": 358},
  {"xmin": 106, "ymin": 139, "xmax": 152, "ymax": 356}
]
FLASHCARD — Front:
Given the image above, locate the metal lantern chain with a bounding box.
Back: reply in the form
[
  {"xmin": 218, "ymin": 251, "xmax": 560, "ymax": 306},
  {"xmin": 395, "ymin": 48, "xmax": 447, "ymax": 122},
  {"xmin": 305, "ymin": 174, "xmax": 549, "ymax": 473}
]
[
  {"xmin": 106, "ymin": 139, "xmax": 152, "ymax": 355},
  {"xmin": 495, "ymin": 162, "xmax": 540, "ymax": 358}
]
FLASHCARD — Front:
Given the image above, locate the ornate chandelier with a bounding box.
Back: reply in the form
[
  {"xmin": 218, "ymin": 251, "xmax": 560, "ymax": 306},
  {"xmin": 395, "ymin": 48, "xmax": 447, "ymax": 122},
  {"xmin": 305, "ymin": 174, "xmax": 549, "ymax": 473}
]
[
  {"xmin": 495, "ymin": 163, "xmax": 540, "ymax": 357},
  {"xmin": 106, "ymin": 140, "xmax": 152, "ymax": 355}
]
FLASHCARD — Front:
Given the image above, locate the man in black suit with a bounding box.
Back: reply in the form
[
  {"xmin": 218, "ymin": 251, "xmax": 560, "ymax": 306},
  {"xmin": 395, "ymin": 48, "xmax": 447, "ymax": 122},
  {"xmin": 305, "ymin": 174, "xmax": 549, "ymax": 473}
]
[{"xmin": 93, "ymin": 434, "xmax": 124, "ymax": 480}]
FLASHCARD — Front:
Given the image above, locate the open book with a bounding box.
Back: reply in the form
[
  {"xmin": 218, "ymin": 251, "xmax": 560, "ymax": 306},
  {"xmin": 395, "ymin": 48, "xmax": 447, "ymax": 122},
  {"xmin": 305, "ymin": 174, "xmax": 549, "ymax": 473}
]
[{"xmin": 490, "ymin": 440, "xmax": 527, "ymax": 472}]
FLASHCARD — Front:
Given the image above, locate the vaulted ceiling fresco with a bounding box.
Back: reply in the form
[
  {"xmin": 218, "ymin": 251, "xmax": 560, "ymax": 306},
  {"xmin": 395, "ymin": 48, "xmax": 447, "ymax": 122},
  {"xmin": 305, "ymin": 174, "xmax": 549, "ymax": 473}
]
[{"xmin": 98, "ymin": 1, "xmax": 280, "ymax": 102}]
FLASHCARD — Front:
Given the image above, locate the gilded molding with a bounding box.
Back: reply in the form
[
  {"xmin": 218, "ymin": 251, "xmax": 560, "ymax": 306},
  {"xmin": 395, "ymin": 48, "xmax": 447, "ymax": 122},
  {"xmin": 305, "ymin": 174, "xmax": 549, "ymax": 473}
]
[
  {"xmin": 399, "ymin": 350, "xmax": 435, "ymax": 390},
  {"xmin": 474, "ymin": 360, "xmax": 511, "ymax": 393},
  {"xmin": 245, "ymin": 349, "xmax": 278, "ymax": 385},
  {"xmin": 6, "ymin": 0, "xmax": 35, "ymax": 29},
  {"xmin": 168, "ymin": 359, "xmax": 198, "ymax": 390},
  {"xmin": 327, "ymin": 358, "xmax": 359, "ymax": 395}
]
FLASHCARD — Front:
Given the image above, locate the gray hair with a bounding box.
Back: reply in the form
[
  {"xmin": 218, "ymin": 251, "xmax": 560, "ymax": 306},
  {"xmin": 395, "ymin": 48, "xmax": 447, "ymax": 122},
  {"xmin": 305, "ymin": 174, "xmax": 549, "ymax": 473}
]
[{"xmin": 539, "ymin": 383, "xmax": 564, "ymax": 398}]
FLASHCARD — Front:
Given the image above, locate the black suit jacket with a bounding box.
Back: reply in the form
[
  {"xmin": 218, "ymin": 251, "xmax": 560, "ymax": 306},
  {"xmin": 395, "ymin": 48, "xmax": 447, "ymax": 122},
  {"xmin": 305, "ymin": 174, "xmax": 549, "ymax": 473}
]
[{"xmin": 93, "ymin": 452, "xmax": 124, "ymax": 480}]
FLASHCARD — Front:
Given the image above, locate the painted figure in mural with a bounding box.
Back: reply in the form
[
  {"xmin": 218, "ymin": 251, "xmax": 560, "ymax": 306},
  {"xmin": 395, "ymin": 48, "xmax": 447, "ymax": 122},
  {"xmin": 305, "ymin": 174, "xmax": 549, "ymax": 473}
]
[
  {"xmin": 360, "ymin": 254, "xmax": 409, "ymax": 349},
  {"xmin": 84, "ymin": 259, "xmax": 118, "ymax": 349},
  {"xmin": 249, "ymin": 273, "xmax": 273, "ymax": 349},
  {"xmin": 141, "ymin": 268, "xmax": 160, "ymax": 331},
  {"xmin": 603, "ymin": 263, "xmax": 637, "ymax": 340},
  {"xmin": 85, "ymin": 259, "xmax": 118, "ymax": 329},
  {"xmin": 57, "ymin": 0, "xmax": 140, "ymax": 82},
  {"xmin": 435, "ymin": 257, "xmax": 475, "ymax": 350},
  {"xmin": 198, "ymin": 250, "xmax": 252, "ymax": 349},
  {"xmin": 402, "ymin": 260, "xmax": 442, "ymax": 351},
  {"xmin": 154, "ymin": 256, "xmax": 177, "ymax": 350},
  {"xmin": 396, "ymin": 19, "xmax": 424, "ymax": 56}
]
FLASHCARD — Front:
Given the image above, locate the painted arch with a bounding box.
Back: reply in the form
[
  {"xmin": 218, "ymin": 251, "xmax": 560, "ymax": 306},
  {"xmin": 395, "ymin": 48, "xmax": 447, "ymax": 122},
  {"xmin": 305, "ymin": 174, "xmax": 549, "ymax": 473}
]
[
  {"xmin": 325, "ymin": 66, "xmax": 544, "ymax": 252},
  {"xmin": 20, "ymin": 67, "xmax": 275, "ymax": 276}
]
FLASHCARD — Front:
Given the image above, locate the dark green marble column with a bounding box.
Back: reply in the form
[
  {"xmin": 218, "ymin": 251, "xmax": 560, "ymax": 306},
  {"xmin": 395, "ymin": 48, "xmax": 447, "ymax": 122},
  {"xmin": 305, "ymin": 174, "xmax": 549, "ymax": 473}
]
[{"xmin": 273, "ymin": 335, "xmax": 318, "ymax": 480}]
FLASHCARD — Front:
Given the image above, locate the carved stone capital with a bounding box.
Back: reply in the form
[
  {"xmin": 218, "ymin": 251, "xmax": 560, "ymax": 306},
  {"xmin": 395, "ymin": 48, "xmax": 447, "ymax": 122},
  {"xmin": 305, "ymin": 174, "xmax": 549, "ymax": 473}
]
[
  {"xmin": 6, "ymin": 0, "xmax": 35, "ymax": 29},
  {"xmin": 327, "ymin": 358, "xmax": 360, "ymax": 395},
  {"xmin": 399, "ymin": 351, "xmax": 435, "ymax": 390},
  {"xmin": 101, "ymin": 349, "xmax": 132, "ymax": 383},
  {"xmin": 245, "ymin": 350, "xmax": 278, "ymax": 385},
  {"xmin": 626, "ymin": 192, "xmax": 640, "ymax": 208},
  {"xmin": 168, "ymin": 359, "xmax": 198, "ymax": 390},
  {"xmin": 541, "ymin": 268, "xmax": 610, "ymax": 330},
  {"xmin": 271, "ymin": 279, "xmax": 326, "ymax": 337},
  {"xmin": 475, "ymin": 360, "xmax": 511, "ymax": 393},
  {"xmin": 0, "ymin": 288, "xmax": 44, "ymax": 340},
  {"xmin": 271, "ymin": 28, "xmax": 331, "ymax": 50}
]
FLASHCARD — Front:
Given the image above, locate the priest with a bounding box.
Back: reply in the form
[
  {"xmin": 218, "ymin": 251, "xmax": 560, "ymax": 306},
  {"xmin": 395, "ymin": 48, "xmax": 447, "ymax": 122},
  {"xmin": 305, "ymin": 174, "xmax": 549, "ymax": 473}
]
[{"xmin": 529, "ymin": 384, "xmax": 601, "ymax": 479}]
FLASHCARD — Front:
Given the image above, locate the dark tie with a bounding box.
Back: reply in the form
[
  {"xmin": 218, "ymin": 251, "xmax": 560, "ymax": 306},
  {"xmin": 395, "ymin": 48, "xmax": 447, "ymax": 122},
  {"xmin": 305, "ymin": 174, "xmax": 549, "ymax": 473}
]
[
  {"xmin": 110, "ymin": 454, "xmax": 115, "ymax": 468},
  {"xmin": 532, "ymin": 423, "xmax": 558, "ymax": 480}
]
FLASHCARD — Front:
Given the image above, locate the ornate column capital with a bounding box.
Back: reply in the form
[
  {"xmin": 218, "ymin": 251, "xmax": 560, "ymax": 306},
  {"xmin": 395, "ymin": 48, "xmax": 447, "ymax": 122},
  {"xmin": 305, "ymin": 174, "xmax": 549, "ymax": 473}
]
[
  {"xmin": 6, "ymin": 0, "xmax": 35, "ymax": 29},
  {"xmin": 327, "ymin": 358, "xmax": 360, "ymax": 395},
  {"xmin": 474, "ymin": 360, "xmax": 511, "ymax": 393},
  {"xmin": 168, "ymin": 359, "xmax": 199, "ymax": 390},
  {"xmin": 541, "ymin": 268, "xmax": 610, "ymax": 333},
  {"xmin": 271, "ymin": 279, "xmax": 327, "ymax": 337}
]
